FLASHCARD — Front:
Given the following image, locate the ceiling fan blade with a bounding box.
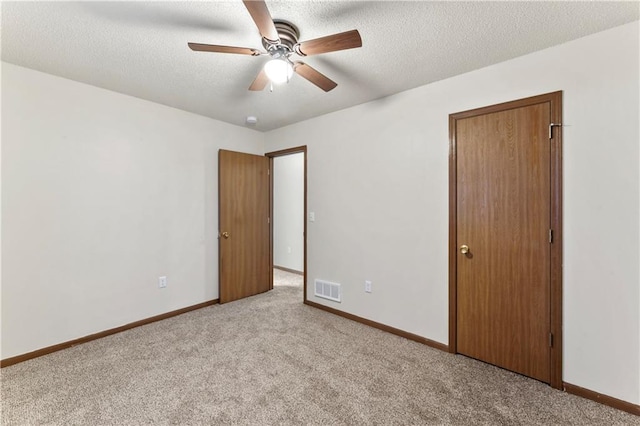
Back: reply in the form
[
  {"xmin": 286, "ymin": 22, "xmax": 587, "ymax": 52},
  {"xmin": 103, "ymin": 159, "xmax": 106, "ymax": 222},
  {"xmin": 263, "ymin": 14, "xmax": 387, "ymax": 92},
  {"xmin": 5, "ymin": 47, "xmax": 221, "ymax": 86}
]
[
  {"xmin": 293, "ymin": 62, "xmax": 337, "ymax": 92},
  {"xmin": 249, "ymin": 68, "xmax": 269, "ymax": 91},
  {"xmin": 242, "ymin": 0, "xmax": 280, "ymax": 43},
  {"xmin": 188, "ymin": 43, "xmax": 262, "ymax": 56},
  {"xmin": 294, "ymin": 29, "xmax": 362, "ymax": 56}
]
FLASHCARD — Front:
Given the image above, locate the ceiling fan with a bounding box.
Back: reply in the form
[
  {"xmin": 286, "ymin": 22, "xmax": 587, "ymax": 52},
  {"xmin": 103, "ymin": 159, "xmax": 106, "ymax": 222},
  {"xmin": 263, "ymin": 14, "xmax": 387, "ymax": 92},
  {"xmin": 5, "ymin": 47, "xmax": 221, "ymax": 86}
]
[{"xmin": 188, "ymin": 0, "xmax": 362, "ymax": 92}]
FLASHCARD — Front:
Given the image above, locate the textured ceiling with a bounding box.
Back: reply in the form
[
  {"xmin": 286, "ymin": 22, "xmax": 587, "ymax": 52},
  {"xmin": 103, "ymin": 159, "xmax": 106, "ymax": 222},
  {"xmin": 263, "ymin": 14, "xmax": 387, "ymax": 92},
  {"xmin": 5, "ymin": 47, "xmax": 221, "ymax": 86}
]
[{"xmin": 2, "ymin": 1, "xmax": 639, "ymax": 131}]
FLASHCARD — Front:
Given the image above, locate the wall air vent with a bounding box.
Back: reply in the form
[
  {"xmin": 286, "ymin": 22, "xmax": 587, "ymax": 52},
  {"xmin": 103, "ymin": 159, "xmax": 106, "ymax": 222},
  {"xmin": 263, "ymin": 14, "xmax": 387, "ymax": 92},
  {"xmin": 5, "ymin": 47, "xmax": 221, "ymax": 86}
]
[{"xmin": 314, "ymin": 279, "xmax": 341, "ymax": 302}]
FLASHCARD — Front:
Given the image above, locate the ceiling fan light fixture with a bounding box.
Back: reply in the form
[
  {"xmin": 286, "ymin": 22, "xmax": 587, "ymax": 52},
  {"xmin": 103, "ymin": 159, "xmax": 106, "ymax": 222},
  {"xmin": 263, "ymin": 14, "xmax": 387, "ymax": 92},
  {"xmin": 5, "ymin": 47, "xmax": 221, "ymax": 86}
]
[
  {"xmin": 188, "ymin": 1, "xmax": 362, "ymax": 92},
  {"xmin": 264, "ymin": 58, "xmax": 293, "ymax": 84}
]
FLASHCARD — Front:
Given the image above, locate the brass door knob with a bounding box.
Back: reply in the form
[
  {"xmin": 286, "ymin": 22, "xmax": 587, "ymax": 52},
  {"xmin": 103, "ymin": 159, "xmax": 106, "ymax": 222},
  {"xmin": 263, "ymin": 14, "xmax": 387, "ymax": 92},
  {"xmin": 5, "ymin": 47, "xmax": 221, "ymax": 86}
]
[
  {"xmin": 221, "ymin": 231, "xmax": 230, "ymax": 239},
  {"xmin": 460, "ymin": 244, "xmax": 469, "ymax": 254}
]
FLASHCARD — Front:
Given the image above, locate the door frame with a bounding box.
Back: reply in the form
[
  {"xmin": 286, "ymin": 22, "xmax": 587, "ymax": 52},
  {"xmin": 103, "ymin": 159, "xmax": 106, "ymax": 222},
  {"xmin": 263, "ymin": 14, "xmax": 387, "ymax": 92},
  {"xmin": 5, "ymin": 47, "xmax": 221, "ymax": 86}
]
[
  {"xmin": 266, "ymin": 146, "xmax": 308, "ymax": 303},
  {"xmin": 448, "ymin": 91, "xmax": 563, "ymax": 389}
]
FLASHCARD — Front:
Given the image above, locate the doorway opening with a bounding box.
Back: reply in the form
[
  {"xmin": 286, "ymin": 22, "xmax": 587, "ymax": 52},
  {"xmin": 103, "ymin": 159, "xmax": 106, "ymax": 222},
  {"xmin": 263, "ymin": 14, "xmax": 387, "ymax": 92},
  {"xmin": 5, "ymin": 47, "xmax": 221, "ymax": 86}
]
[{"xmin": 267, "ymin": 147, "xmax": 307, "ymax": 302}]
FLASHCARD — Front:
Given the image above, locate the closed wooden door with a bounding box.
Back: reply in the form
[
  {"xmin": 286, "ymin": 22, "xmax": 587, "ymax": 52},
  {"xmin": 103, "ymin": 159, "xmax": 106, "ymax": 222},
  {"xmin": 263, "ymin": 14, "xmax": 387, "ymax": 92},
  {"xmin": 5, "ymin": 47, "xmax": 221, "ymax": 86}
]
[
  {"xmin": 218, "ymin": 150, "xmax": 270, "ymax": 304},
  {"xmin": 450, "ymin": 92, "xmax": 562, "ymax": 384}
]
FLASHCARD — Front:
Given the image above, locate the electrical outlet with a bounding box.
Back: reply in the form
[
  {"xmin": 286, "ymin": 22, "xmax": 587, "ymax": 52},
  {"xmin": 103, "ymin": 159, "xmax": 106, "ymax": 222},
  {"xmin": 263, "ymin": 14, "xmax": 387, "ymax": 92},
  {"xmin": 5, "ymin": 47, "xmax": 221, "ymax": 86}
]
[
  {"xmin": 365, "ymin": 280, "xmax": 372, "ymax": 293},
  {"xmin": 287, "ymin": 246, "xmax": 292, "ymax": 254},
  {"xmin": 158, "ymin": 276, "xmax": 167, "ymax": 289}
]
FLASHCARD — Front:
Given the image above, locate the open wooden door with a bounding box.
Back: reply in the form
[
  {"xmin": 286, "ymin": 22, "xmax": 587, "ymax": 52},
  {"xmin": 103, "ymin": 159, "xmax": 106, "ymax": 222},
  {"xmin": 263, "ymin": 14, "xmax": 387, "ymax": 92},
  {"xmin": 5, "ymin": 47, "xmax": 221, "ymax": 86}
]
[{"xmin": 219, "ymin": 150, "xmax": 270, "ymax": 304}]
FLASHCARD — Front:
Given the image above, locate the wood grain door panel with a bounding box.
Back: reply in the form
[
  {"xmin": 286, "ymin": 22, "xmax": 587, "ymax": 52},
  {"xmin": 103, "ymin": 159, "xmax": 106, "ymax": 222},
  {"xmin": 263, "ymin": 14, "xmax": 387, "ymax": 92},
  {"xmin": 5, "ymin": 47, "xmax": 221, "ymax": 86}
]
[
  {"xmin": 219, "ymin": 150, "xmax": 270, "ymax": 304},
  {"xmin": 455, "ymin": 102, "xmax": 551, "ymax": 383}
]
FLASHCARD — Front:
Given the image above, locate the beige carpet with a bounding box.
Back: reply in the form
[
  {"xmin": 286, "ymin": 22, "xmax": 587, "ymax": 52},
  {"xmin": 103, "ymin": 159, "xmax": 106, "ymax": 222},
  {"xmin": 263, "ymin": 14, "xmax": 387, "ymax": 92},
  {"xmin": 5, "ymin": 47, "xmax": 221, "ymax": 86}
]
[
  {"xmin": 273, "ymin": 267, "xmax": 303, "ymax": 287},
  {"xmin": 1, "ymin": 272, "xmax": 638, "ymax": 425}
]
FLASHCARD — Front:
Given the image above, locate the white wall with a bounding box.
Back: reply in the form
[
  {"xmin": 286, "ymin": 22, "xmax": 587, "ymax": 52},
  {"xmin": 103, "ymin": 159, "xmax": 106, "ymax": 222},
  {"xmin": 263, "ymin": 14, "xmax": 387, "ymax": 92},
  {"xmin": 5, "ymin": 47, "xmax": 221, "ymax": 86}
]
[
  {"xmin": 265, "ymin": 22, "xmax": 640, "ymax": 405},
  {"xmin": 273, "ymin": 153, "xmax": 304, "ymax": 272},
  {"xmin": 1, "ymin": 63, "xmax": 264, "ymax": 359}
]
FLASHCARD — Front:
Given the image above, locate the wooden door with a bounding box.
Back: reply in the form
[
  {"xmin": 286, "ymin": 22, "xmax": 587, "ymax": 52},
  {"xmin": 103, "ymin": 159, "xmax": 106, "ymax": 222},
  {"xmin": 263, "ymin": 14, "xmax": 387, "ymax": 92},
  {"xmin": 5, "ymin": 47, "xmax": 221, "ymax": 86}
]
[
  {"xmin": 219, "ymin": 150, "xmax": 270, "ymax": 304},
  {"xmin": 450, "ymin": 92, "xmax": 563, "ymax": 385}
]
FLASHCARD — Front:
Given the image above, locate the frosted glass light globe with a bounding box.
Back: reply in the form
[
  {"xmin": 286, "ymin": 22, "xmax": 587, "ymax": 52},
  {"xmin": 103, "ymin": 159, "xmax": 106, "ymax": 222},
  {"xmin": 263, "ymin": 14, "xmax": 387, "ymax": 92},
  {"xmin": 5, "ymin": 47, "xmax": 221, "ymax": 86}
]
[{"xmin": 264, "ymin": 59, "xmax": 293, "ymax": 84}]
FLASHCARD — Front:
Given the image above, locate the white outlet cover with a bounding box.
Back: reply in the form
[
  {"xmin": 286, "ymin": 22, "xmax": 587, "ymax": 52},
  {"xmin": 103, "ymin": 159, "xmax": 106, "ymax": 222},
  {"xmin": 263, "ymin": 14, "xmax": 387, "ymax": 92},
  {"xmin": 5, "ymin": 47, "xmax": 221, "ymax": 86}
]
[
  {"xmin": 365, "ymin": 280, "xmax": 372, "ymax": 293},
  {"xmin": 309, "ymin": 212, "xmax": 315, "ymax": 222},
  {"xmin": 159, "ymin": 276, "xmax": 167, "ymax": 288}
]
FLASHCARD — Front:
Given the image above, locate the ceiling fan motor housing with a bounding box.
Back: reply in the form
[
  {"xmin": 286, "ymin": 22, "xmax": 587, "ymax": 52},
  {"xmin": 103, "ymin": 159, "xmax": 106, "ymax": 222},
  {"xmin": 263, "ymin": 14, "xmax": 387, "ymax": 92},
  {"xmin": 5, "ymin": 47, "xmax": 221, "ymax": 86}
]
[{"xmin": 263, "ymin": 20, "xmax": 300, "ymax": 53}]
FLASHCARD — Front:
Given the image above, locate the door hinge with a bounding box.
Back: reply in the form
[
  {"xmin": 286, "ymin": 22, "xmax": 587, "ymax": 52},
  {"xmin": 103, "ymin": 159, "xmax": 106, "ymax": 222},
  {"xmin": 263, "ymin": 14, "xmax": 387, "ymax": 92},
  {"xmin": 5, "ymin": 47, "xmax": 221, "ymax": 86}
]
[
  {"xmin": 267, "ymin": 217, "xmax": 270, "ymax": 224},
  {"xmin": 549, "ymin": 229, "xmax": 553, "ymax": 243},
  {"xmin": 267, "ymin": 169, "xmax": 270, "ymax": 176},
  {"xmin": 549, "ymin": 333, "xmax": 554, "ymax": 347},
  {"xmin": 549, "ymin": 123, "xmax": 562, "ymax": 139}
]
